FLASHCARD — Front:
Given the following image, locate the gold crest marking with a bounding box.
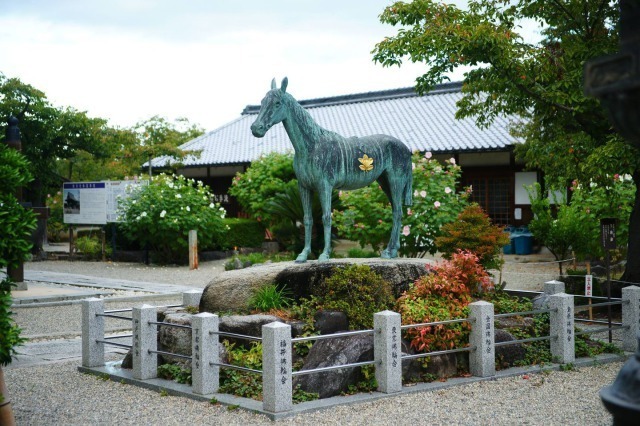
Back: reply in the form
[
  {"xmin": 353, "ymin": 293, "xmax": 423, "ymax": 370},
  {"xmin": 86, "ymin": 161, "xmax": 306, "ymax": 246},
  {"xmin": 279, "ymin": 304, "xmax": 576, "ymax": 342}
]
[{"xmin": 358, "ymin": 154, "xmax": 374, "ymax": 172}]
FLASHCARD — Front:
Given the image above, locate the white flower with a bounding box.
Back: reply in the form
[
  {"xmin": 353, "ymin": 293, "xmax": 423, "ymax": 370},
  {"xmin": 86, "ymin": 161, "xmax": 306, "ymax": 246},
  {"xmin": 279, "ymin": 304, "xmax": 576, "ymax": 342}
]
[
  {"xmin": 624, "ymin": 174, "xmax": 633, "ymax": 182},
  {"xmin": 445, "ymin": 187, "xmax": 452, "ymax": 194},
  {"xmin": 175, "ymin": 193, "xmax": 182, "ymax": 198},
  {"xmin": 434, "ymin": 201, "xmax": 441, "ymax": 208},
  {"xmin": 420, "ymin": 190, "xmax": 427, "ymax": 198},
  {"xmin": 219, "ymin": 207, "xmax": 225, "ymax": 212},
  {"xmin": 402, "ymin": 225, "xmax": 410, "ymax": 236},
  {"xmin": 414, "ymin": 190, "xmax": 419, "ymax": 197},
  {"xmin": 209, "ymin": 203, "xmax": 215, "ymax": 208},
  {"xmin": 449, "ymin": 157, "xmax": 456, "ymax": 164},
  {"xmin": 186, "ymin": 206, "xmax": 190, "ymax": 212},
  {"xmin": 141, "ymin": 211, "xmax": 147, "ymax": 217},
  {"xmin": 424, "ymin": 152, "xmax": 432, "ymax": 159},
  {"xmin": 160, "ymin": 210, "xmax": 166, "ymax": 218},
  {"xmin": 590, "ymin": 181, "xmax": 598, "ymax": 188}
]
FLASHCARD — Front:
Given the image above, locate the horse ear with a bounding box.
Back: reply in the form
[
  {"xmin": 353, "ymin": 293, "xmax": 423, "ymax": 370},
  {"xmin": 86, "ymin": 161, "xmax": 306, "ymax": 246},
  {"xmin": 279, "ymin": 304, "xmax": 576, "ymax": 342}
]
[
  {"xmin": 271, "ymin": 78, "xmax": 277, "ymax": 90},
  {"xmin": 281, "ymin": 77, "xmax": 288, "ymax": 93}
]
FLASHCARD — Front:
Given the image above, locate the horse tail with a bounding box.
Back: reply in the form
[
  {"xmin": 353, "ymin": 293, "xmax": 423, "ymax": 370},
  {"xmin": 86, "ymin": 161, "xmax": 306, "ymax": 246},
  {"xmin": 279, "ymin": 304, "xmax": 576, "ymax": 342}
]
[{"xmin": 404, "ymin": 173, "xmax": 413, "ymax": 206}]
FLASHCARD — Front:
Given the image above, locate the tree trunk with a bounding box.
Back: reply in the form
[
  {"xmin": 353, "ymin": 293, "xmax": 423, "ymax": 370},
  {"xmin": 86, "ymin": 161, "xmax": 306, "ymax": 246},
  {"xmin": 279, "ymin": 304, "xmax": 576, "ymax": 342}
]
[
  {"xmin": 621, "ymin": 168, "xmax": 640, "ymax": 285},
  {"xmin": 0, "ymin": 366, "xmax": 16, "ymax": 426}
]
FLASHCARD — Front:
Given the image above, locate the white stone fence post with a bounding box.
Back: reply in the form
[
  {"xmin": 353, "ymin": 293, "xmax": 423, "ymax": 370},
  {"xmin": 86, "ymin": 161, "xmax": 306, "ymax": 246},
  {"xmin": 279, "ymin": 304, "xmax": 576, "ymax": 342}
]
[
  {"xmin": 621, "ymin": 285, "xmax": 640, "ymax": 352},
  {"xmin": 81, "ymin": 298, "xmax": 105, "ymax": 367}
]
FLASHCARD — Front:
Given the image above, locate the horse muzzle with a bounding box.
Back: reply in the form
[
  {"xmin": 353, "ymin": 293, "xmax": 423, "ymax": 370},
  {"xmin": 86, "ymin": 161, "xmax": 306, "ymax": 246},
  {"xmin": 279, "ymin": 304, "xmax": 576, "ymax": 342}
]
[{"xmin": 251, "ymin": 122, "xmax": 267, "ymax": 138}]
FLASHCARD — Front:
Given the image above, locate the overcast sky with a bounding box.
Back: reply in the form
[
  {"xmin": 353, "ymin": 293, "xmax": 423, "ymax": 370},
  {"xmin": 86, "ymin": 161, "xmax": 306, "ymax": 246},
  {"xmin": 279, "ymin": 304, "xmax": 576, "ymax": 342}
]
[{"xmin": 0, "ymin": 1, "xmax": 539, "ymax": 132}]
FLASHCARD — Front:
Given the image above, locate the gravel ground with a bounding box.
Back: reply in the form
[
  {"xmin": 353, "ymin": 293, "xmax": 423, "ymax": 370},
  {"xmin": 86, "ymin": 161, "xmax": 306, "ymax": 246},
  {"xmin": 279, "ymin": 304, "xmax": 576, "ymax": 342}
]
[
  {"xmin": 5, "ymin": 255, "xmax": 622, "ymax": 425},
  {"xmin": 5, "ymin": 359, "xmax": 621, "ymax": 425}
]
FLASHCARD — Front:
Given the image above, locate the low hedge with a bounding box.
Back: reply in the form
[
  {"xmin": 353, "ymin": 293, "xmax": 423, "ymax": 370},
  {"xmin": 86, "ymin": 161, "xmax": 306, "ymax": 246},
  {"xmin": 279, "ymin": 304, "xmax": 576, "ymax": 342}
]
[{"xmin": 222, "ymin": 218, "xmax": 265, "ymax": 249}]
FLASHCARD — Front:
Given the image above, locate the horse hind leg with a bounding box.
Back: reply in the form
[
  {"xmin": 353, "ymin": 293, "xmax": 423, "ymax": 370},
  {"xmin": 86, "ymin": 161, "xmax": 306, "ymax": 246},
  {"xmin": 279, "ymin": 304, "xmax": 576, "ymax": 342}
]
[{"xmin": 378, "ymin": 174, "xmax": 403, "ymax": 259}]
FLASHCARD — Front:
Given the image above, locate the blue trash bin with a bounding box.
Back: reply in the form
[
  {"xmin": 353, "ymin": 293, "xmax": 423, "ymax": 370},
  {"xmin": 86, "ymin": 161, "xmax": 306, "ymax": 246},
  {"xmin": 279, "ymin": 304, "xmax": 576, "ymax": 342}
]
[
  {"xmin": 514, "ymin": 232, "xmax": 533, "ymax": 255},
  {"xmin": 503, "ymin": 229, "xmax": 514, "ymax": 254}
]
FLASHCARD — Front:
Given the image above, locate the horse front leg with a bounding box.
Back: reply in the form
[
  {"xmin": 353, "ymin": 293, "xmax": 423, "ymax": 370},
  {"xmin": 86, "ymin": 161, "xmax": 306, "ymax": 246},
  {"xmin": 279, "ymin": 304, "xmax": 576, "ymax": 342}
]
[
  {"xmin": 295, "ymin": 184, "xmax": 313, "ymax": 263},
  {"xmin": 318, "ymin": 185, "xmax": 333, "ymax": 262}
]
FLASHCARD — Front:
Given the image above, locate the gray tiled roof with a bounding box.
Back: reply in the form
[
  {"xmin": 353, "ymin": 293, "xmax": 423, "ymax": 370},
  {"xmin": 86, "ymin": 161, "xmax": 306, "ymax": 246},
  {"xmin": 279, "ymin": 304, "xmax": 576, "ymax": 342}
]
[{"xmin": 149, "ymin": 82, "xmax": 518, "ymax": 168}]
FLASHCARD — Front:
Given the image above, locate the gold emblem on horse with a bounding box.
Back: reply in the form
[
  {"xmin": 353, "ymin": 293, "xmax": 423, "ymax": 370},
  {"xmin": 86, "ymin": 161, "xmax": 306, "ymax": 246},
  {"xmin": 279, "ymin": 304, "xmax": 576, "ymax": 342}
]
[{"xmin": 358, "ymin": 154, "xmax": 374, "ymax": 172}]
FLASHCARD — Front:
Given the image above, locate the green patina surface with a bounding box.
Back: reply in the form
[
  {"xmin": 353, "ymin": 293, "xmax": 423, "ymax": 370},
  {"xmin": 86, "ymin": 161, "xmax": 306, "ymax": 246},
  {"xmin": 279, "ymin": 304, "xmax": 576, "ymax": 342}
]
[{"xmin": 251, "ymin": 77, "xmax": 413, "ymax": 262}]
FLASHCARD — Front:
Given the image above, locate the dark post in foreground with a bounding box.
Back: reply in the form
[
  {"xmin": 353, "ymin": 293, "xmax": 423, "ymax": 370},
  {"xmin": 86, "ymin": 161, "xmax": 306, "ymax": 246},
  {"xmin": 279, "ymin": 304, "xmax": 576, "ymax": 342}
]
[
  {"xmin": 584, "ymin": 1, "xmax": 640, "ymax": 423},
  {"xmin": 5, "ymin": 117, "xmax": 24, "ymax": 284}
]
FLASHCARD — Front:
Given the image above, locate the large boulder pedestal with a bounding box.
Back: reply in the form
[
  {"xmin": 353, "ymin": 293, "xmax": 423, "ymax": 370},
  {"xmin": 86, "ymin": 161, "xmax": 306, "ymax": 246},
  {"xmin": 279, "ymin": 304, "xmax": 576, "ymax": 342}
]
[{"xmin": 200, "ymin": 258, "xmax": 431, "ymax": 313}]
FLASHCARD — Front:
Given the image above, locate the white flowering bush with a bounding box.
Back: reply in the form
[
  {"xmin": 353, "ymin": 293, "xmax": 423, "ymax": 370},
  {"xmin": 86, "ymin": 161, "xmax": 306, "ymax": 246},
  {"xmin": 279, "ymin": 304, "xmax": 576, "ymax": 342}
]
[
  {"xmin": 333, "ymin": 152, "xmax": 469, "ymax": 257},
  {"xmin": 117, "ymin": 174, "xmax": 227, "ymax": 263}
]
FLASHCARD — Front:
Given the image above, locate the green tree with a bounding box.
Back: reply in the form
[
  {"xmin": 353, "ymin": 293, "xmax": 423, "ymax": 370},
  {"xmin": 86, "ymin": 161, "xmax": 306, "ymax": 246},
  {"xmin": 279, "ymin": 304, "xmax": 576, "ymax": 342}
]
[
  {"xmin": 372, "ymin": 0, "xmax": 640, "ymax": 283},
  {"xmin": 133, "ymin": 115, "xmax": 204, "ymax": 177}
]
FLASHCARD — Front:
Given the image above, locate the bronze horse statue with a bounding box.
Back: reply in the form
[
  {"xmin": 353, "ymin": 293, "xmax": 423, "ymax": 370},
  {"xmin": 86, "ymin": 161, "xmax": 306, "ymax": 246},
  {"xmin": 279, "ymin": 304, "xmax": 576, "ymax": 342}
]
[{"xmin": 251, "ymin": 77, "xmax": 413, "ymax": 262}]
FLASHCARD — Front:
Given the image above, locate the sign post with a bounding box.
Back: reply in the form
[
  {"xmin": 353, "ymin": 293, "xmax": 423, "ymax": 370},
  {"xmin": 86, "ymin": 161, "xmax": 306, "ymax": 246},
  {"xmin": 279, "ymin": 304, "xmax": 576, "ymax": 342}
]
[
  {"xmin": 585, "ymin": 273, "xmax": 593, "ymax": 320},
  {"xmin": 600, "ymin": 218, "xmax": 616, "ymax": 343}
]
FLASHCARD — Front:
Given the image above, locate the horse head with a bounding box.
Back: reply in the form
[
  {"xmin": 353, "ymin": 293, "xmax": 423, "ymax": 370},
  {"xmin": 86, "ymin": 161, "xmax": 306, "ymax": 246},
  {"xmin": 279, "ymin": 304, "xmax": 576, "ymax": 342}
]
[{"xmin": 251, "ymin": 77, "xmax": 289, "ymax": 138}]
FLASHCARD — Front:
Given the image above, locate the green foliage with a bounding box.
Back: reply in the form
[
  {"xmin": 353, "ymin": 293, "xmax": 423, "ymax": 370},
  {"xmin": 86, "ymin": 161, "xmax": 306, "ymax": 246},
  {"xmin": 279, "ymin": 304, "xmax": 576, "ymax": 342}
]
[
  {"xmin": 223, "ymin": 218, "xmax": 265, "ymax": 249},
  {"xmin": 157, "ymin": 364, "xmax": 192, "ymax": 384},
  {"xmin": 292, "ymin": 385, "xmax": 319, "ymax": 403},
  {"xmin": 527, "ymin": 183, "xmax": 597, "ymax": 275},
  {"xmin": 342, "ymin": 365, "xmax": 378, "ymax": 395},
  {"xmin": 219, "ymin": 341, "xmax": 263, "ymax": 400},
  {"xmin": 510, "ymin": 313, "xmax": 553, "ymax": 366},
  {"xmin": 45, "ymin": 191, "xmax": 65, "ymax": 242},
  {"xmin": 333, "ymin": 152, "xmax": 468, "ymax": 257},
  {"xmin": 75, "ymin": 236, "xmax": 111, "ymax": 260},
  {"xmin": 311, "ymin": 265, "xmax": 395, "ymax": 330},
  {"xmin": 397, "ymin": 251, "xmax": 491, "ymax": 353},
  {"xmin": 481, "ymin": 291, "xmax": 532, "ymax": 315},
  {"xmin": 0, "ymin": 143, "xmax": 35, "ymax": 366},
  {"xmin": 117, "ymin": 174, "xmax": 227, "ymax": 264},
  {"xmin": 346, "ymin": 248, "xmax": 379, "ymax": 258},
  {"xmin": 436, "ymin": 203, "xmax": 509, "ymax": 270},
  {"xmin": 228, "ymin": 152, "xmax": 296, "ymax": 224},
  {"xmin": 247, "ymin": 284, "xmax": 293, "ymax": 312}
]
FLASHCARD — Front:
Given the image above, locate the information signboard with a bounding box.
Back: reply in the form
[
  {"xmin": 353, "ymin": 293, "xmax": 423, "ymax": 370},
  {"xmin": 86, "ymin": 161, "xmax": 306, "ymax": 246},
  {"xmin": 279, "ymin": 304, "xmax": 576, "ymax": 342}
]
[
  {"xmin": 585, "ymin": 275, "xmax": 593, "ymax": 297},
  {"xmin": 63, "ymin": 182, "xmax": 107, "ymax": 225},
  {"xmin": 600, "ymin": 218, "xmax": 617, "ymax": 250}
]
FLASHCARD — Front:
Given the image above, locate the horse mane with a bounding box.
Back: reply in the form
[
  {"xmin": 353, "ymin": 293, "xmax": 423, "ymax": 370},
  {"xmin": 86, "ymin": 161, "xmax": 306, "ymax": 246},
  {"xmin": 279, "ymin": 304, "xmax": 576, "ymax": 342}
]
[{"xmin": 283, "ymin": 92, "xmax": 339, "ymax": 142}]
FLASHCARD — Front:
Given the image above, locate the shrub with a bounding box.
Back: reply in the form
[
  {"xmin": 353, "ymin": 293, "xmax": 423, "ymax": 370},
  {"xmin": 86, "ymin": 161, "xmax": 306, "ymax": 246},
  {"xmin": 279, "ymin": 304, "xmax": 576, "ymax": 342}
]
[
  {"xmin": 333, "ymin": 152, "xmax": 468, "ymax": 257},
  {"xmin": 435, "ymin": 203, "xmax": 510, "ymax": 270},
  {"xmin": 311, "ymin": 264, "xmax": 395, "ymax": 330},
  {"xmin": 0, "ymin": 143, "xmax": 36, "ymax": 367},
  {"xmin": 397, "ymin": 251, "xmax": 491, "ymax": 353},
  {"xmin": 228, "ymin": 152, "xmax": 295, "ymax": 224},
  {"xmin": 346, "ymin": 247, "xmax": 379, "ymax": 258},
  {"xmin": 75, "ymin": 235, "xmax": 112, "ymax": 260},
  {"xmin": 117, "ymin": 174, "xmax": 227, "ymax": 264},
  {"xmin": 222, "ymin": 218, "xmax": 265, "ymax": 249}
]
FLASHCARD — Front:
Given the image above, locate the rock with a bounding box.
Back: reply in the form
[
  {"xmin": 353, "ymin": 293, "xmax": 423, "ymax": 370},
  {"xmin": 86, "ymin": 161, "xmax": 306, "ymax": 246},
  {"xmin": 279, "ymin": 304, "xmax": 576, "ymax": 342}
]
[
  {"xmin": 495, "ymin": 316, "xmax": 534, "ymax": 331},
  {"xmin": 158, "ymin": 313, "xmax": 193, "ymax": 365},
  {"xmin": 200, "ymin": 258, "xmax": 431, "ymax": 313},
  {"xmin": 400, "ymin": 339, "xmax": 458, "ymax": 382},
  {"xmin": 219, "ymin": 314, "xmax": 282, "ymax": 348},
  {"xmin": 495, "ymin": 329, "xmax": 526, "ymax": 367},
  {"xmin": 314, "ymin": 311, "xmax": 349, "ymax": 335},
  {"xmin": 293, "ymin": 333, "xmax": 374, "ymax": 398}
]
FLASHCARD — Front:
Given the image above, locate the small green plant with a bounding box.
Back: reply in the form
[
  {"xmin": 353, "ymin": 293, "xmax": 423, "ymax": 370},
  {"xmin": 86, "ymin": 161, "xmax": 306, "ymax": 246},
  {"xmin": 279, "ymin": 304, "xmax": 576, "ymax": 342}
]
[
  {"xmin": 209, "ymin": 397, "xmax": 219, "ymax": 405},
  {"xmin": 219, "ymin": 341, "xmax": 263, "ymax": 400},
  {"xmin": 159, "ymin": 389, "xmax": 169, "ymax": 397},
  {"xmin": 75, "ymin": 235, "xmax": 111, "ymax": 260},
  {"xmin": 247, "ymin": 284, "xmax": 293, "ymax": 312},
  {"xmin": 559, "ymin": 363, "xmax": 575, "ymax": 371},
  {"xmin": 481, "ymin": 291, "xmax": 533, "ymax": 314},
  {"xmin": 292, "ymin": 385, "xmax": 319, "ymax": 403},
  {"xmin": 184, "ymin": 305, "xmax": 199, "ymax": 315},
  {"xmin": 98, "ymin": 373, "xmax": 110, "ymax": 381},
  {"xmin": 157, "ymin": 363, "xmax": 192, "ymax": 385},
  {"xmin": 227, "ymin": 404, "xmax": 240, "ymax": 411},
  {"xmin": 311, "ymin": 264, "xmax": 395, "ymax": 330}
]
